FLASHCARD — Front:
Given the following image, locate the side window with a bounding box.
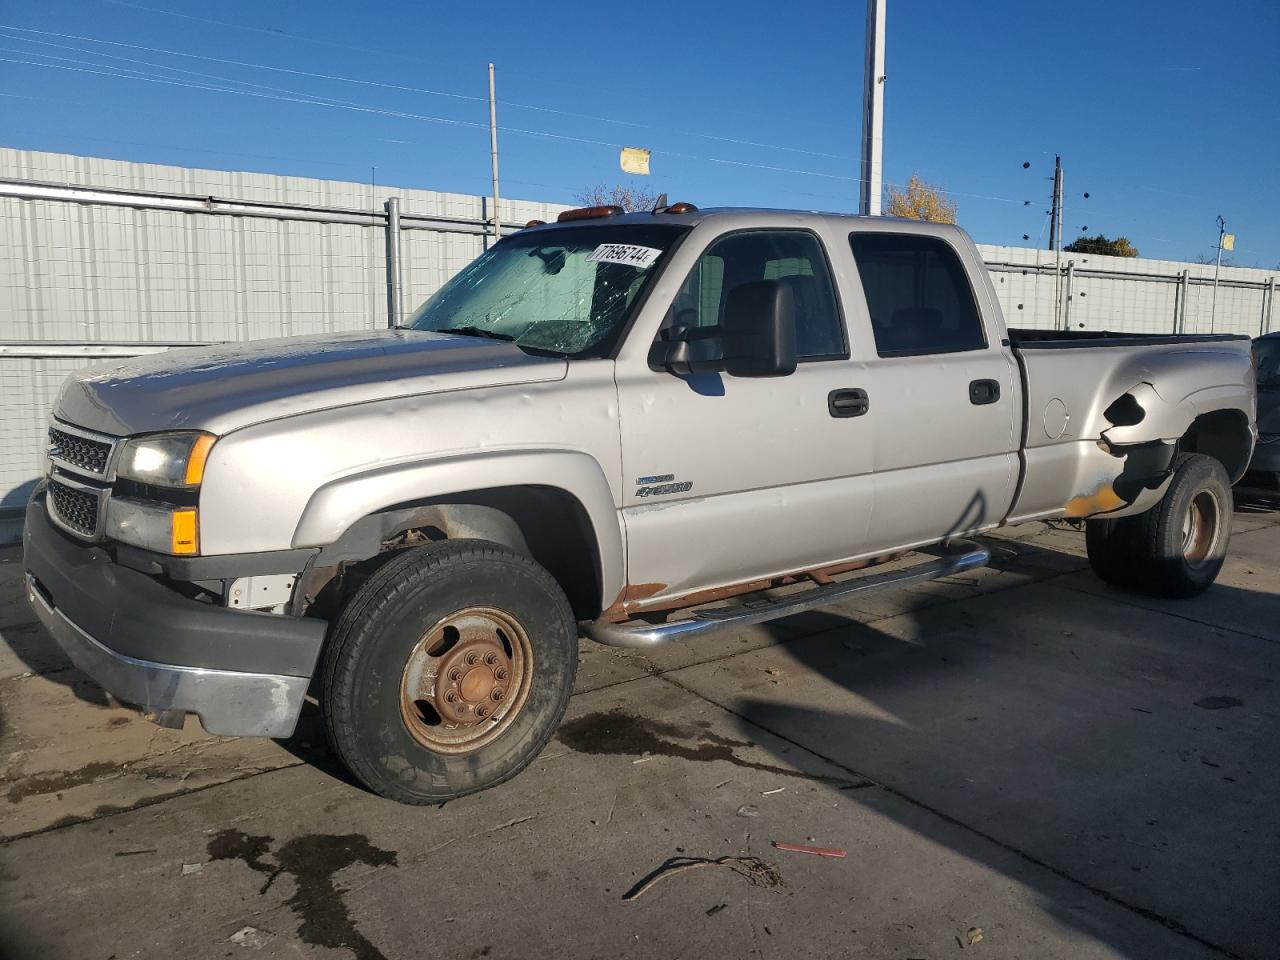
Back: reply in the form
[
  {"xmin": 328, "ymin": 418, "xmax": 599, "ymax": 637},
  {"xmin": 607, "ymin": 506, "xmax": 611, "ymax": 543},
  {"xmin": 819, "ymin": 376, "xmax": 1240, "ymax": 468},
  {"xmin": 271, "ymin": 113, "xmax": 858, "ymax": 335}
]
[
  {"xmin": 667, "ymin": 231, "xmax": 846, "ymax": 359},
  {"xmin": 848, "ymin": 233, "xmax": 987, "ymax": 357}
]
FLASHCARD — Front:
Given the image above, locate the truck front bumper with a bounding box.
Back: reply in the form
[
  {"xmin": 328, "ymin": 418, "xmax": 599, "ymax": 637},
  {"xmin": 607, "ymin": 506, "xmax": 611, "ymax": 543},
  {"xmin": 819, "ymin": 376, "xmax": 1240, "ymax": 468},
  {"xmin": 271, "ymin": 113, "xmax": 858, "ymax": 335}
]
[{"xmin": 23, "ymin": 498, "xmax": 327, "ymax": 738}]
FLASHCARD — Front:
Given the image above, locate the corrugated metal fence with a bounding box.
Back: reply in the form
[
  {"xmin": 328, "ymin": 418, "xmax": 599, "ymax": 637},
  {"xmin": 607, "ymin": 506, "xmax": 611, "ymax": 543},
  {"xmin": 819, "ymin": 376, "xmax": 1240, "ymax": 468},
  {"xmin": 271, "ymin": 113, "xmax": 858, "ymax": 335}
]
[
  {"xmin": 0, "ymin": 148, "xmax": 568, "ymax": 519},
  {"xmin": 976, "ymin": 243, "xmax": 1276, "ymax": 338},
  {"xmin": 2, "ymin": 147, "xmax": 1276, "ymax": 525}
]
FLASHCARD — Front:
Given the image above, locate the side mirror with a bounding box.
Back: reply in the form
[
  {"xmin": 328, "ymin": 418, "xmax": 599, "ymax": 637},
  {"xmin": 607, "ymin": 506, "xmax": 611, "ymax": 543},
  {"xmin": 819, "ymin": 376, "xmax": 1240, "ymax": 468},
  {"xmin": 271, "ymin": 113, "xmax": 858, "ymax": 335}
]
[
  {"xmin": 649, "ymin": 280, "xmax": 798, "ymax": 378},
  {"xmin": 648, "ymin": 324, "xmax": 724, "ymax": 374},
  {"xmin": 721, "ymin": 279, "xmax": 797, "ymax": 377}
]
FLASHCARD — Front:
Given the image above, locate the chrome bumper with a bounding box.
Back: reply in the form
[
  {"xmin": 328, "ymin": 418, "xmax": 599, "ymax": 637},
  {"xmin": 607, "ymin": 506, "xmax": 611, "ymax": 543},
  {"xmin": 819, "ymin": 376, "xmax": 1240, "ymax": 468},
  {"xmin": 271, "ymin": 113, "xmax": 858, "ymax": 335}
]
[{"xmin": 26, "ymin": 573, "xmax": 309, "ymax": 738}]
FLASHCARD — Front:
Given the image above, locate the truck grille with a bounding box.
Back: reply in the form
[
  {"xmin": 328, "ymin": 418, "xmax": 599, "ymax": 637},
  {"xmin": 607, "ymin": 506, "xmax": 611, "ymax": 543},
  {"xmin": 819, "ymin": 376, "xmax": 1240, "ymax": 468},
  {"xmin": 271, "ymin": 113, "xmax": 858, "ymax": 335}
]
[
  {"xmin": 48, "ymin": 479, "xmax": 101, "ymax": 537},
  {"xmin": 48, "ymin": 426, "xmax": 114, "ymax": 476}
]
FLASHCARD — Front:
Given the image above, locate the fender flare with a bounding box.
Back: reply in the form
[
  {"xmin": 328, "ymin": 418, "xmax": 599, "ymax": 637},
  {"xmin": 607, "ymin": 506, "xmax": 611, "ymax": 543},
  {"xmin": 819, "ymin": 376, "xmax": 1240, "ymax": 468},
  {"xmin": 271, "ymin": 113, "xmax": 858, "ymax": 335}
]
[{"xmin": 292, "ymin": 449, "xmax": 625, "ymax": 610}]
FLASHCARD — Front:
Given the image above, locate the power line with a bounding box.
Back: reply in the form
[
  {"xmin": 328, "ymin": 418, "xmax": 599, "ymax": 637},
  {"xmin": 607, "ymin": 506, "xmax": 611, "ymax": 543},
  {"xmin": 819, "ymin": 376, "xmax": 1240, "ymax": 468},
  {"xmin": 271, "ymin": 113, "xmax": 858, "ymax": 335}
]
[
  {"xmin": 0, "ymin": 23, "xmax": 842, "ymax": 161},
  {"xmin": 0, "ymin": 54, "xmax": 870, "ymax": 189},
  {"xmin": 0, "ymin": 35, "xmax": 485, "ymax": 122},
  {"xmin": 0, "ymin": 24, "xmax": 487, "ymax": 104},
  {"xmin": 0, "ymin": 55, "xmax": 491, "ymax": 131},
  {"xmin": 497, "ymin": 98, "xmax": 843, "ymax": 160},
  {"xmin": 0, "ymin": 48, "xmax": 1029, "ymax": 206},
  {"xmin": 98, "ymin": 0, "xmax": 420, "ymax": 63},
  {"xmin": 96, "ymin": 1, "xmax": 837, "ymax": 143}
]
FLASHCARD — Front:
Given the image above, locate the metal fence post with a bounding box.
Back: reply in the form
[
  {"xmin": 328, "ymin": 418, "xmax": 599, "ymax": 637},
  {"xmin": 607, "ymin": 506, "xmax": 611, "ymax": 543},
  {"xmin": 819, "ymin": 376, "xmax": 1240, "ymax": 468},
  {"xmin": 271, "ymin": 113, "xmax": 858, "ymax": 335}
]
[
  {"xmin": 1177, "ymin": 270, "xmax": 1189, "ymax": 334},
  {"xmin": 1171, "ymin": 270, "xmax": 1181, "ymax": 334},
  {"xmin": 1264, "ymin": 277, "xmax": 1276, "ymax": 335},
  {"xmin": 1062, "ymin": 260, "xmax": 1075, "ymax": 330},
  {"xmin": 384, "ymin": 197, "xmax": 402, "ymax": 328}
]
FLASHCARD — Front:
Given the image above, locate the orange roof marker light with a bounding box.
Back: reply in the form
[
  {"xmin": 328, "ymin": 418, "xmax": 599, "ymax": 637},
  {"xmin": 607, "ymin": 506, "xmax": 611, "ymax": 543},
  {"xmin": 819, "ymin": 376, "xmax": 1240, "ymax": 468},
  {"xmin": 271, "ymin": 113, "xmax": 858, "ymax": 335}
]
[
  {"xmin": 661, "ymin": 202, "xmax": 699, "ymax": 214},
  {"xmin": 524, "ymin": 219, "xmax": 547, "ymax": 228},
  {"xmin": 556, "ymin": 205, "xmax": 625, "ymax": 223}
]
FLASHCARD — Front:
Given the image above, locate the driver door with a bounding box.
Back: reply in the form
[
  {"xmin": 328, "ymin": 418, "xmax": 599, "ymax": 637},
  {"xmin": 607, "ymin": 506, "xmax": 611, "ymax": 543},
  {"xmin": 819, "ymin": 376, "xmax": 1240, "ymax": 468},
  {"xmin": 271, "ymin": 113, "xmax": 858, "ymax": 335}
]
[{"xmin": 614, "ymin": 227, "xmax": 876, "ymax": 607}]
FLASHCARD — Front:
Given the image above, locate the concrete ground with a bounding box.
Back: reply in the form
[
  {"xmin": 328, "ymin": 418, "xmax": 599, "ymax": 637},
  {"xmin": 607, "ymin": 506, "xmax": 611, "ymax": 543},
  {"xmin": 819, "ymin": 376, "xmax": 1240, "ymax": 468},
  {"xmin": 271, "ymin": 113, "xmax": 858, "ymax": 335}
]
[{"xmin": 2, "ymin": 500, "xmax": 1278, "ymax": 960}]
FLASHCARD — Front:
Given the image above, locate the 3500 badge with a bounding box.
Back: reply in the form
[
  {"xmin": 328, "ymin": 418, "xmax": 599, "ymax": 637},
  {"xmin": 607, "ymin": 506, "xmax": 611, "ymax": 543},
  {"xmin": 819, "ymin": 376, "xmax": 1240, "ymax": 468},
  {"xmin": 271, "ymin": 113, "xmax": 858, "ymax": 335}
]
[{"xmin": 634, "ymin": 474, "xmax": 694, "ymax": 498}]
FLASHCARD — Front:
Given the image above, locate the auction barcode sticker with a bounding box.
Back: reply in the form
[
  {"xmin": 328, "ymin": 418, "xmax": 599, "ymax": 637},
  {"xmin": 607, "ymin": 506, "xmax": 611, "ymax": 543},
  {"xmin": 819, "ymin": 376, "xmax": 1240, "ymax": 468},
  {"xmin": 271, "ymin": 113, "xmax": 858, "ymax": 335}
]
[{"xmin": 586, "ymin": 244, "xmax": 663, "ymax": 269}]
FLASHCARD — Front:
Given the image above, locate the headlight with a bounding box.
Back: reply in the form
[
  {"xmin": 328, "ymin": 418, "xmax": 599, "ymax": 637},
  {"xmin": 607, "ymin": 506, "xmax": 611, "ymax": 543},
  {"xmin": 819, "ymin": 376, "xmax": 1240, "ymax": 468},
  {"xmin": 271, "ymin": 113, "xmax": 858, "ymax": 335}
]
[
  {"xmin": 104, "ymin": 498, "xmax": 200, "ymax": 555},
  {"xmin": 117, "ymin": 432, "xmax": 215, "ymax": 488}
]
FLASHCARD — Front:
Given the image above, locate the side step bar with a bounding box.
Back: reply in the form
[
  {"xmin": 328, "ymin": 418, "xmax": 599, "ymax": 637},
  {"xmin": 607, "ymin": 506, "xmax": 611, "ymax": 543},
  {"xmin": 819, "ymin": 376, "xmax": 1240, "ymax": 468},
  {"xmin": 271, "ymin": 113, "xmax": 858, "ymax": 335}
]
[{"xmin": 583, "ymin": 539, "xmax": 989, "ymax": 649}]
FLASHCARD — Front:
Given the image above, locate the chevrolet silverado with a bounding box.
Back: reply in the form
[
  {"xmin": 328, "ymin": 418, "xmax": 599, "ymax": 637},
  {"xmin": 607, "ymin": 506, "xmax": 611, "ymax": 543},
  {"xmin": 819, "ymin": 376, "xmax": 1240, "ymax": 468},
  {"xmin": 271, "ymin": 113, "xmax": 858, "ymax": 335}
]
[{"xmin": 24, "ymin": 204, "xmax": 1257, "ymax": 803}]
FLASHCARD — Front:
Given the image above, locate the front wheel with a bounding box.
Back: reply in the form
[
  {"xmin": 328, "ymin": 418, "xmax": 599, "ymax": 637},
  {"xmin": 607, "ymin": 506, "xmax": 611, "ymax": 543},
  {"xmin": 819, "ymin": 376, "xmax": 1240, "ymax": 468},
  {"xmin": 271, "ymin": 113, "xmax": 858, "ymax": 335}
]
[
  {"xmin": 320, "ymin": 540, "xmax": 578, "ymax": 804},
  {"xmin": 1085, "ymin": 453, "xmax": 1232, "ymax": 598}
]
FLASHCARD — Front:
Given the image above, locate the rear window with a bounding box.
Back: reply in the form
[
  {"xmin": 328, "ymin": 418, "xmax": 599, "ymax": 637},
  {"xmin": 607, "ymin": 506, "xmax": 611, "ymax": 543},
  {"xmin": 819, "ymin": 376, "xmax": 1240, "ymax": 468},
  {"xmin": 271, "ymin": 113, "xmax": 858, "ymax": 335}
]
[{"xmin": 848, "ymin": 233, "xmax": 987, "ymax": 357}]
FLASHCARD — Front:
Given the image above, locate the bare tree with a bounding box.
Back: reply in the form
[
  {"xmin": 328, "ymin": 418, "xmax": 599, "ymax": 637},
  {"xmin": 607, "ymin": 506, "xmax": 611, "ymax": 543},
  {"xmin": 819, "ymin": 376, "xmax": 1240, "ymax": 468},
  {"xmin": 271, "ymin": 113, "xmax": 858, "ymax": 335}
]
[
  {"xmin": 576, "ymin": 183, "xmax": 662, "ymax": 213},
  {"xmin": 1194, "ymin": 253, "xmax": 1236, "ymax": 267}
]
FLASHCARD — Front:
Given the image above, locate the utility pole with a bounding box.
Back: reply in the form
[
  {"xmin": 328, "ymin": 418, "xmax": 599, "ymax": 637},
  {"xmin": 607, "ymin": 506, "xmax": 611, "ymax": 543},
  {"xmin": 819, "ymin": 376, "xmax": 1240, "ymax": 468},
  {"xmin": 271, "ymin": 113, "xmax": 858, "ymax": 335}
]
[
  {"xmin": 1050, "ymin": 155, "xmax": 1065, "ymax": 329},
  {"xmin": 488, "ymin": 62, "xmax": 501, "ymax": 243},
  {"xmin": 1210, "ymin": 215, "xmax": 1226, "ymax": 333},
  {"xmin": 1048, "ymin": 155, "xmax": 1063, "ymax": 254},
  {"xmin": 859, "ymin": 0, "xmax": 886, "ymax": 216}
]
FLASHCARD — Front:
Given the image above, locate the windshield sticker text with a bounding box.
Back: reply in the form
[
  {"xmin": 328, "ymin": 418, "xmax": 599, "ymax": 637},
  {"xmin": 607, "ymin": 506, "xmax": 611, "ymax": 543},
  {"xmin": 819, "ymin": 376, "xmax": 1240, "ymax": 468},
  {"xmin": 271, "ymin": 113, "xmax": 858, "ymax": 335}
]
[{"xmin": 587, "ymin": 244, "xmax": 663, "ymax": 270}]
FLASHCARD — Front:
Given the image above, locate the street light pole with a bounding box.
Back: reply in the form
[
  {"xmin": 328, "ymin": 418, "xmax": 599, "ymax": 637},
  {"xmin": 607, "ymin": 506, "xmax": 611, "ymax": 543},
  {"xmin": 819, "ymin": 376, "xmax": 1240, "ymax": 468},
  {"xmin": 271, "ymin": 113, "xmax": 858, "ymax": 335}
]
[
  {"xmin": 488, "ymin": 62, "xmax": 502, "ymax": 243},
  {"xmin": 859, "ymin": 0, "xmax": 886, "ymax": 216}
]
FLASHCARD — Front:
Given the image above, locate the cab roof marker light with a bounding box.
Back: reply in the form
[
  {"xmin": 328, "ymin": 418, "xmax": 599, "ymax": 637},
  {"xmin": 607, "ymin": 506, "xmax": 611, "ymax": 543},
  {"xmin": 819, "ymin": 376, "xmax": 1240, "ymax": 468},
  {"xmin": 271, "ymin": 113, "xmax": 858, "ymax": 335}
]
[
  {"xmin": 662, "ymin": 202, "xmax": 698, "ymax": 214},
  {"xmin": 556, "ymin": 205, "xmax": 624, "ymax": 223}
]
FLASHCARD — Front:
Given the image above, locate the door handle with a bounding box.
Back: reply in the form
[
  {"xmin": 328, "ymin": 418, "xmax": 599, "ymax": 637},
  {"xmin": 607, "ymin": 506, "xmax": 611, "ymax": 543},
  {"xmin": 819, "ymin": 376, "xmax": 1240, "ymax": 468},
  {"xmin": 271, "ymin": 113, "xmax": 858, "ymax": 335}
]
[
  {"xmin": 828, "ymin": 388, "xmax": 869, "ymax": 418},
  {"xmin": 969, "ymin": 379, "xmax": 1001, "ymax": 405}
]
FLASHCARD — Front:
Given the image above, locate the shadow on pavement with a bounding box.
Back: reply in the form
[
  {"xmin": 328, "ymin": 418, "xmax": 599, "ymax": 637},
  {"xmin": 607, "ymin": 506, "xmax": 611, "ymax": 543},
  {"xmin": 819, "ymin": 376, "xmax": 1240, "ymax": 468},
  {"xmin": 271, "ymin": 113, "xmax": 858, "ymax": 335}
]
[{"xmin": 715, "ymin": 536, "xmax": 1278, "ymax": 960}]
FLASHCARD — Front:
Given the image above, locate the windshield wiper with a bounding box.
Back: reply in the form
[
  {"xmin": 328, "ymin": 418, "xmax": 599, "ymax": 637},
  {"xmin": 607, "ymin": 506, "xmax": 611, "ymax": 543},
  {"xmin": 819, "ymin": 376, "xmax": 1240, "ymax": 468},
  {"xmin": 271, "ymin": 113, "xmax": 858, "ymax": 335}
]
[{"xmin": 434, "ymin": 325, "xmax": 516, "ymax": 342}]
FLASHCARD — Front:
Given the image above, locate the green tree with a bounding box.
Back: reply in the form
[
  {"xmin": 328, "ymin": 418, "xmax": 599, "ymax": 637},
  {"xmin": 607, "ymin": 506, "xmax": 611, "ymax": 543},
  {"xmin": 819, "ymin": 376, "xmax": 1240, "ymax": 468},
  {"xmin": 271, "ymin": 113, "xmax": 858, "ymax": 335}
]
[
  {"xmin": 885, "ymin": 175, "xmax": 957, "ymax": 224},
  {"xmin": 1064, "ymin": 235, "xmax": 1139, "ymax": 257}
]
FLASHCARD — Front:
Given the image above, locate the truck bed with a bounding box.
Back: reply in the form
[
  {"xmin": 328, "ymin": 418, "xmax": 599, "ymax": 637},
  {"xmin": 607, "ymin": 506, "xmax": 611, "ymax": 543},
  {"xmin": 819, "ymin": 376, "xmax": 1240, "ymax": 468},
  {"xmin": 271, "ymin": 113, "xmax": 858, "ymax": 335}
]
[{"xmin": 1008, "ymin": 328, "xmax": 1250, "ymax": 349}]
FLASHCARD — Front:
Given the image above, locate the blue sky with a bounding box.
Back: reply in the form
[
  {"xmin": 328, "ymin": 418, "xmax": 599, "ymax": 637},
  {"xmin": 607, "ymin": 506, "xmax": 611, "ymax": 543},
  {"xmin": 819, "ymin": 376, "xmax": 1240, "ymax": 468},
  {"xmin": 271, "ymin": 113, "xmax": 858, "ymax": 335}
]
[{"xmin": 1, "ymin": 0, "xmax": 1277, "ymax": 266}]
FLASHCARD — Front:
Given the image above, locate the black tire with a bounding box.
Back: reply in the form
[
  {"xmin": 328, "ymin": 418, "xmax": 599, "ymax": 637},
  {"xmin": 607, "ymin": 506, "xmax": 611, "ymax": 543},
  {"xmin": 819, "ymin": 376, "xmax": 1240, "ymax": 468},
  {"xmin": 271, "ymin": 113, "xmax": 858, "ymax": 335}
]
[
  {"xmin": 1085, "ymin": 453, "xmax": 1232, "ymax": 598},
  {"xmin": 1084, "ymin": 512, "xmax": 1143, "ymax": 589},
  {"xmin": 321, "ymin": 539, "xmax": 578, "ymax": 804}
]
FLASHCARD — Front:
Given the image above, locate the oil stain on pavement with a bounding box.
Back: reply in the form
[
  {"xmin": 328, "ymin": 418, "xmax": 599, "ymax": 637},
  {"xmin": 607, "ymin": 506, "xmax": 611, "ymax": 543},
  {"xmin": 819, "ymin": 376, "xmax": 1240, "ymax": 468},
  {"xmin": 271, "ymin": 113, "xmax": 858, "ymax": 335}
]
[
  {"xmin": 207, "ymin": 828, "xmax": 398, "ymax": 960},
  {"xmin": 557, "ymin": 708, "xmax": 871, "ymax": 788},
  {"xmin": 5, "ymin": 760, "xmax": 119, "ymax": 803}
]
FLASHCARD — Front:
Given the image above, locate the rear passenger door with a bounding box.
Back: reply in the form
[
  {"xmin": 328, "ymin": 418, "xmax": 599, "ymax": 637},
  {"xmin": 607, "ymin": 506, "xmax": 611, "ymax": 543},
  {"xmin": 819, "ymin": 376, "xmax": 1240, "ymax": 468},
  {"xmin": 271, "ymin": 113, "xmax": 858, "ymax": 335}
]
[{"xmin": 845, "ymin": 231, "xmax": 1020, "ymax": 550}]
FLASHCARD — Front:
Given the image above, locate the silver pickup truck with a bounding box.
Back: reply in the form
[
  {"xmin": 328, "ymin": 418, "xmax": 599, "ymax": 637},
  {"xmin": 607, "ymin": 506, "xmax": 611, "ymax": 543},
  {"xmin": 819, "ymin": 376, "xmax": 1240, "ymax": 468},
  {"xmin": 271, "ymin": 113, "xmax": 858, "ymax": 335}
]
[{"xmin": 24, "ymin": 205, "xmax": 1256, "ymax": 804}]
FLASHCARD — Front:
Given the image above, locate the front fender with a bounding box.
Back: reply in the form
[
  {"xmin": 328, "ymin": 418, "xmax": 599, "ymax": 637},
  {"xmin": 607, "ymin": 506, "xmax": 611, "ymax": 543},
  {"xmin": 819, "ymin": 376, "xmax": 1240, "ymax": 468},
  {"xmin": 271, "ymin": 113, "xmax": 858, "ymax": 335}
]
[{"xmin": 291, "ymin": 449, "xmax": 625, "ymax": 610}]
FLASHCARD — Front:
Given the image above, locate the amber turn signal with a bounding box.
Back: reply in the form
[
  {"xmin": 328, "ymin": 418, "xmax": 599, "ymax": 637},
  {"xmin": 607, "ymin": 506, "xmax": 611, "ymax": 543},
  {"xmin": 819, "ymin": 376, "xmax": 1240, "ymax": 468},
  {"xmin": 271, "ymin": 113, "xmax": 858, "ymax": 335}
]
[
  {"xmin": 171, "ymin": 509, "xmax": 199, "ymax": 555},
  {"xmin": 183, "ymin": 434, "xmax": 216, "ymax": 487}
]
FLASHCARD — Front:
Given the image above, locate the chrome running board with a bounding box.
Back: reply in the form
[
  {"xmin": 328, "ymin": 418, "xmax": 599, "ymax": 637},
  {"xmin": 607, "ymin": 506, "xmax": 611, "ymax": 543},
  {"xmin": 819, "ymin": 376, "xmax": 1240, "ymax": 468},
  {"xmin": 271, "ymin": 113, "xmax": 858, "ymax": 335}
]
[{"xmin": 583, "ymin": 539, "xmax": 989, "ymax": 649}]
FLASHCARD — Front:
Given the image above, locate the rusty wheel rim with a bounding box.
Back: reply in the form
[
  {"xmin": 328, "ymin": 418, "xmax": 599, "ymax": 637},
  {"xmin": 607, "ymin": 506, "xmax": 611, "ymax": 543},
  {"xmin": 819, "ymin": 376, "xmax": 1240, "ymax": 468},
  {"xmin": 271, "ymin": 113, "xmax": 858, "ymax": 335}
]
[
  {"xmin": 1181, "ymin": 490, "xmax": 1220, "ymax": 569},
  {"xmin": 399, "ymin": 607, "xmax": 534, "ymax": 755}
]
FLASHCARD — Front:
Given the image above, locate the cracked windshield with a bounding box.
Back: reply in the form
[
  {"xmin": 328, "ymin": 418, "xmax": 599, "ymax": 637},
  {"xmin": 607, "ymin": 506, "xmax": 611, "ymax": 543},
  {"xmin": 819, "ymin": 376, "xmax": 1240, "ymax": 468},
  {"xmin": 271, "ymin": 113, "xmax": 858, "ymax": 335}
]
[{"xmin": 408, "ymin": 223, "xmax": 687, "ymax": 356}]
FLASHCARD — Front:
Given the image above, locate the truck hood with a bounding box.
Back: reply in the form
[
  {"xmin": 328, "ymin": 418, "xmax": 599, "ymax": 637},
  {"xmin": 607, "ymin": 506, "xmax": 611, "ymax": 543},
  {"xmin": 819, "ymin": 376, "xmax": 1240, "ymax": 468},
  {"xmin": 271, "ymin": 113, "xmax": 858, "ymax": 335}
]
[{"xmin": 54, "ymin": 330, "xmax": 568, "ymax": 436}]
